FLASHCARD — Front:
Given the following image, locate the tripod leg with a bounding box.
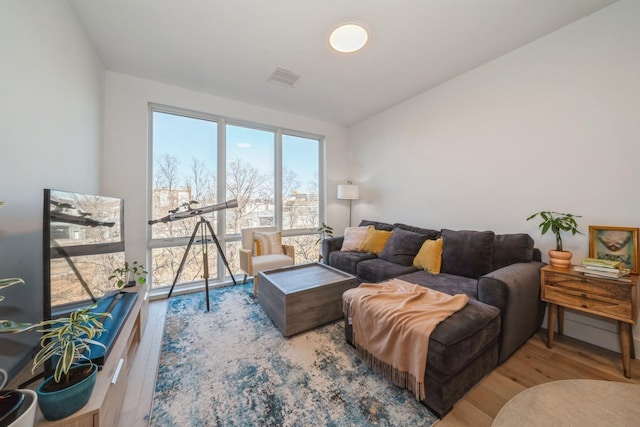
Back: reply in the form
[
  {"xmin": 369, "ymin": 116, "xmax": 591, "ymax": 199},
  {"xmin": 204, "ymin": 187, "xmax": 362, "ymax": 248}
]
[
  {"xmin": 168, "ymin": 221, "xmax": 201, "ymax": 298},
  {"xmin": 203, "ymin": 219, "xmax": 238, "ymax": 285},
  {"xmin": 201, "ymin": 219, "xmax": 210, "ymax": 312}
]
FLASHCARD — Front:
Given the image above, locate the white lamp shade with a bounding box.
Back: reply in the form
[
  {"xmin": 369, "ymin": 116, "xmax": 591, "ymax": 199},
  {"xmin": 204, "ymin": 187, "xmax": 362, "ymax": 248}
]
[{"xmin": 337, "ymin": 184, "xmax": 359, "ymax": 200}]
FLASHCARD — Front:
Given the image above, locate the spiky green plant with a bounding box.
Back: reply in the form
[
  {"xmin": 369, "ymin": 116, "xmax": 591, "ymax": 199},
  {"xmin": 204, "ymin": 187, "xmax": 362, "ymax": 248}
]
[
  {"xmin": 29, "ymin": 304, "xmax": 110, "ymax": 385},
  {"xmin": 0, "ymin": 277, "xmax": 24, "ymax": 302},
  {"xmin": 0, "ymin": 278, "xmax": 32, "ymax": 332}
]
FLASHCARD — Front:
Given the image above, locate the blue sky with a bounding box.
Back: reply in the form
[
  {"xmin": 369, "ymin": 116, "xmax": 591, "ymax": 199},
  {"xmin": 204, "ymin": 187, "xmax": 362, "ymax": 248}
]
[{"xmin": 152, "ymin": 112, "xmax": 318, "ymax": 191}]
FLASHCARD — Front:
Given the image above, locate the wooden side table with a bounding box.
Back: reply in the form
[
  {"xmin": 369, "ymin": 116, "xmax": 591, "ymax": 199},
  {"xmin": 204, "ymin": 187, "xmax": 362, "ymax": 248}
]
[{"xmin": 540, "ymin": 264, "xmax": 638, "ymax": 378}]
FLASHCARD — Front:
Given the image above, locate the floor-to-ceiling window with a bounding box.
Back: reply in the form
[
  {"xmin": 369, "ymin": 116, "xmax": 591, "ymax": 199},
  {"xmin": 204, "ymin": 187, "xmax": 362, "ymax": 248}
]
[{"xmin": 149, "ymin": 105, "xmax": 324, "ymax": 290}]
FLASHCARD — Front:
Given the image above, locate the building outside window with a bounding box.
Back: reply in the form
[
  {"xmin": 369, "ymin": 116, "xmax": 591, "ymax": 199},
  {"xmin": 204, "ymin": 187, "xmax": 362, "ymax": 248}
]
[{"xmin": 149, "ymin": 106, "xmax": 323, "ymax": 290}]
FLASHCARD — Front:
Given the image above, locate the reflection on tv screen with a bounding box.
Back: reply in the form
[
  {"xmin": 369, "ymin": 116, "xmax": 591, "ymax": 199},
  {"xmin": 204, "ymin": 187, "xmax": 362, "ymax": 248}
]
[
  {"xmin": 50, "ymin": 252, "xmax": 126, "ymax": 310},
  {"xmin": 49, "ymin": 190, "xmax": 122, "ymax": 248}
]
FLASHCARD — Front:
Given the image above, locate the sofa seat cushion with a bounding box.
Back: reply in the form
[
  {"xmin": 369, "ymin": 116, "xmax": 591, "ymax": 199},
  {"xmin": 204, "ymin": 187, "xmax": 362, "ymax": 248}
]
[
  {"xmin": 251, "ymin": 254, "xmax": 294, "ymax": 271},
  {"xmin": 396, "ymin": 271, "xmax": 501, "ymax": 376},
  {"xmin": 398, "ymin": 270, "xmax": 479, "ymax": 299},
  {"xmin": 328, "ymin": 251, "xmax": 377, "ymax": 276},
  {"xmin": 356, "ymin": 258, "xmax": 418, "ymax": 283},
  {"xmin": 426, "ymin": 299, "xmax": 500, "ymax": 376},
  {"xmin": 345, "ymin": 272, "xmax": 500, "ymax": 378}
]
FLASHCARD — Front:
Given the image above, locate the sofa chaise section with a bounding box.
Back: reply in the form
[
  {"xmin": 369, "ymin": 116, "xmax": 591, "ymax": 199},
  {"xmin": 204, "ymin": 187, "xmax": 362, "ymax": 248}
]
[{"xmin": 325, "ymin": 220, "xmax": 545, "ymax": 416}]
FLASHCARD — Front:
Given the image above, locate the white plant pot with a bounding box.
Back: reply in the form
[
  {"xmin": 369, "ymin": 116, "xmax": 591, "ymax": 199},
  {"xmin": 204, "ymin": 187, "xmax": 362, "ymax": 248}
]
[
  {"xmin": 7, "ymin": 390, "xmax": 37, "ymax": 427},
  {"xmin": 1, "ymin": 369, "xmax": 38, "ymax": 427}
]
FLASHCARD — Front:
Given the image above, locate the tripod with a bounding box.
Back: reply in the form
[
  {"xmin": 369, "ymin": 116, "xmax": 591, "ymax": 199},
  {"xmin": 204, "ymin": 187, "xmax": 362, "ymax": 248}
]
[{"xmin": 167, "ymin": 216, "xmax": 237, "ymax": 311}]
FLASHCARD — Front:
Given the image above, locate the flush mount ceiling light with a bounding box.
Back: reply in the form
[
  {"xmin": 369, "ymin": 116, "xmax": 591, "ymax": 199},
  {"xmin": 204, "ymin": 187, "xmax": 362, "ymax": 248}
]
[{"xmin": 329, "ymin": 23, "xmax": 368, "ymax": 53}]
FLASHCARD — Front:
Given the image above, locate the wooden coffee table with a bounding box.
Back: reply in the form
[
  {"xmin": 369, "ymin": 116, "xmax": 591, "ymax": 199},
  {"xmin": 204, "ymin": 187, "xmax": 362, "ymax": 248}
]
[{"xmin": 258, "ymin": 263, "xmax": 357, "ymax": 337}]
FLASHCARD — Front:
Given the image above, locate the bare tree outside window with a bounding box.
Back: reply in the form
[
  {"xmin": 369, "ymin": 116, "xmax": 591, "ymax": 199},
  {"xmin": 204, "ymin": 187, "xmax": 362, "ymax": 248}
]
[{"xmin": 150, "ymin": 110, "xmax": 323, "ymax": 289}]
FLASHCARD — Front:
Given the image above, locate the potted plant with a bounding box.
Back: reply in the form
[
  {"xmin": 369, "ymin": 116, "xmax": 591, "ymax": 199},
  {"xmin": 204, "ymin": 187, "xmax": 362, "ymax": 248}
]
[
  {"xmin": 527, "ymin": 210, "xmax": 582, "ymax": 267},
  {"xmin": 25, "ymin": 304, "xmax": 110, "ymax": 421},
  {"xmin": 109, "ymin": 261, "xmax": 148, "ymax": 288},
  {"xmin": 315, "ymin": 223, "xmax": 334, "ymax": 261},
  {"xmin": 0, "ymin": 278, "xmax": 38, "ymax": 427},
  {"xmin": 0, "ymin": 278, "xmax": 33, "ymax": 332}
]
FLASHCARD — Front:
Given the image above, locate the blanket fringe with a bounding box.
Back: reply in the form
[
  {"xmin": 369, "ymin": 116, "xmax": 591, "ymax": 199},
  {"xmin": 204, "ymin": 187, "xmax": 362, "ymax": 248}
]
[
  {"xmin": 344, "ymin": 287, "xmax": 425, "ymax": 400},
  {"xmin": 355, "ymin": 344, "xmax": 425, "ymax": 401}
]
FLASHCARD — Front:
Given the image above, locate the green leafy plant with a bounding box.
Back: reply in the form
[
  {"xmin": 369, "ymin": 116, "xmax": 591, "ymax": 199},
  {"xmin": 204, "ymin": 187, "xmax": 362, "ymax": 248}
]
[
  {"xmin": 0, "ymin": 277, "xmax": 24, "ymax": 303},
  {"xmin": 526, "ymin": 211, "xmax": 582, "ymax": 252},
  {"xmin": 28, "ymin": 304, "xmax": 110, "ymax": 387},
  {"xmin": 109, "ymin": 261, "xmax": 148, "ymax": 288},
  {"xmin": 0, "ymin": 278, "xmax": 32, "ymax": 332},
  {"xmin": 315, "ymin": 222, "xmax": 334, "ymax": 245}
]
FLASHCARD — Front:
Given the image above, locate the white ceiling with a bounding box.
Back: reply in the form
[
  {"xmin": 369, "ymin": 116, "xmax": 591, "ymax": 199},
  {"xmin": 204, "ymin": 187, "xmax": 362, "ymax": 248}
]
[{"xmin": 68, "ymin": 0, "xmax": 618, "ymax": 126}]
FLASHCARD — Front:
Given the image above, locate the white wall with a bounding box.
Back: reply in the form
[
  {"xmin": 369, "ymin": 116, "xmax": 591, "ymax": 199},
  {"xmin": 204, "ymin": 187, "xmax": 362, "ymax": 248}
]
[
  {"xmin": 349, "ymin": 0, "xmax": 640, "ymax": 353},
  {"xmin": 102, "ymin": 72, "xmax": 350, "ymax": 277},
  {"xmin": 0, "ymin": 0, "xmax": 105, "ymax": 378}
]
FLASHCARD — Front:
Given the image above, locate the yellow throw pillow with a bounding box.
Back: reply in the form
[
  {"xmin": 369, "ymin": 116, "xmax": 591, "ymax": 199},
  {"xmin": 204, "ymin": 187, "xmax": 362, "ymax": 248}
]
[
  {"xmin": 359, "ymin": 228, "xmax": 392, "ymax": 254},
  {"xmin": 340, "ymin": 226, "xmax": 373, "ymax": 251},
  {"xmin": 413, "ymin": 237, "xmax": 443, "ymax": 274},
  {"xmin": 253, "ymin": 231, "xmax": 284, "ymax": 256}
]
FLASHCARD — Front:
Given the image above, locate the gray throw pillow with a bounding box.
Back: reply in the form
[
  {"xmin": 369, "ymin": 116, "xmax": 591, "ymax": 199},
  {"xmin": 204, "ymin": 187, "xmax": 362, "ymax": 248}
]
[
  {"xmin": 492, "ymin": 233, "xmax": 534, "ymax": 270},
  {"xmin": 378, "ymin": 228, "xmax": 428, "ymax": 266},
  {"xmin": 440, "ymin": 229, "xmax": 495, "ymax": 279}
]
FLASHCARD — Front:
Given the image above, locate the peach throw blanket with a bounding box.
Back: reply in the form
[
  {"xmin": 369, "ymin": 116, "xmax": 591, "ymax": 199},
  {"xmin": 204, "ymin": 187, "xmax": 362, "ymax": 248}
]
[{"xmin": 343, "ymin": 279, "xmax": 468, "ymax": 400}]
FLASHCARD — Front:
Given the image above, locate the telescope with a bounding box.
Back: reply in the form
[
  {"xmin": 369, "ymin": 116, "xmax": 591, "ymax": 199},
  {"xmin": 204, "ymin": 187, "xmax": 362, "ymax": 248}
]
[
  {"xmin": 148, "ymin": 199, "xmax": 238, "ymax": 225},
  {"xmin": 152, "ymin": 198, "xmax": 239, "ymax": 311}
]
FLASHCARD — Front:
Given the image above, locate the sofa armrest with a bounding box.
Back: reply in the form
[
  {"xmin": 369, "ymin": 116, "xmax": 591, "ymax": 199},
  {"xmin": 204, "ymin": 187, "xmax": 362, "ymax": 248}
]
[
  {"xmin": 321, "ymin": 236, "xmax": 344, "ymax": 265},
  {"xmin": 240, "ymin": 248, "xmax": 252, "ymax": 275},
  {"xmin": 477, "ymin": 261, "xmax": 545, "ymax": 363},
  {"xmin": 283, "ymin": 244, "xmax": 295, "ymax": 263}
]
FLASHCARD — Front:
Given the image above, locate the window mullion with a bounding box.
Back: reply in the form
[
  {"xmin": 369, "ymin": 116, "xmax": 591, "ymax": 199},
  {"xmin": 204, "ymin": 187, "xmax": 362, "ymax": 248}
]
[
  {"xmin": 217, "ymin": 118, "xmax": 227, "ymax": 281},
  {"xmin": 275, "ymin": 129, "xmax": 283, "ymax": 230}
]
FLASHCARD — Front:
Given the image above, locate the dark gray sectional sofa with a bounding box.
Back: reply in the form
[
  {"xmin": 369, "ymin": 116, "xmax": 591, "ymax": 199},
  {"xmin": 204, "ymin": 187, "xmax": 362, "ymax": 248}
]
[{"xmin": 322, "ymin": 220, "xmax": 545, "ymax": 417}]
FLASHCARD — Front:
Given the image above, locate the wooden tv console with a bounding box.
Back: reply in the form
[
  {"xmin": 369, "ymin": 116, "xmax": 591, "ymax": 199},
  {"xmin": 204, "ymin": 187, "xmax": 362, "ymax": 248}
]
[{"xmin": 9, "ymin": 285, "xmax": 148, "ymax": 427}]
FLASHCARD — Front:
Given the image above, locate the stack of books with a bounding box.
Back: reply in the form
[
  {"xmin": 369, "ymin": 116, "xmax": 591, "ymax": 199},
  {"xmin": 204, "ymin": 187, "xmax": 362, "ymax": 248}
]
[{"xmin": 574, "ymin": 258, "xmax": 630, "ymax": 280}]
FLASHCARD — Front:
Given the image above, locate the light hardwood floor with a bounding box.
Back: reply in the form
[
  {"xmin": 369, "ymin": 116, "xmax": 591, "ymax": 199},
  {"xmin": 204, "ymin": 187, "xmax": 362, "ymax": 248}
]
[{"xmin": 121, "ymin": 299, "xmax": 640, "ymax": 426}]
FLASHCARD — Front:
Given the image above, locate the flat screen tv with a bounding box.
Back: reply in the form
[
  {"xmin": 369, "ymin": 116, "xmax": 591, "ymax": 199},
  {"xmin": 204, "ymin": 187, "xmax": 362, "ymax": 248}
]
[{"xmin": 43, "ymin": 189, "xmax": 137, "ymax": 366}]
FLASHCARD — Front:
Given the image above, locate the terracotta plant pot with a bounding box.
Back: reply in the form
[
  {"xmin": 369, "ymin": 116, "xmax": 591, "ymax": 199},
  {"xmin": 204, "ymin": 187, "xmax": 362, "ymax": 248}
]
[{"xmin": 549, "ymin": 249, "xmax": 572, "ymax": 268}]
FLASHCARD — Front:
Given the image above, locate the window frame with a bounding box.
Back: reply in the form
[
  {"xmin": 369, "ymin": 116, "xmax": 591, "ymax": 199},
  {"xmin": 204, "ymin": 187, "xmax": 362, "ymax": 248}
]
[{"xmin": 148, "ymin": 103, "xmax": 325, "ymax": 288}]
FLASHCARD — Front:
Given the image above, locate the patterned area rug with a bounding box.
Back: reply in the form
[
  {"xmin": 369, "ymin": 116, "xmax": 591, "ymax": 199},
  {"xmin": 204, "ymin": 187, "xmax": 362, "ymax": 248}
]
[{"xmin": 150, "ymin": 282, "xmax": 438, "ymax": 426}]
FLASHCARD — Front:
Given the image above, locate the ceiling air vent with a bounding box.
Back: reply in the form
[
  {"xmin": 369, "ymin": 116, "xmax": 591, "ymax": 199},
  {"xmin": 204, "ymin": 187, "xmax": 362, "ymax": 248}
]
[{"xmin": 268, "ymin": 67, "xmax": 301, "ymax": 88}]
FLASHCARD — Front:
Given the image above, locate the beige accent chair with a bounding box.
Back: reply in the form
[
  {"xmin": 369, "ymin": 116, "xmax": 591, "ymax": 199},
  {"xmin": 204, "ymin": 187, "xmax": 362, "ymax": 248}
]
[{"xmin": 239, "ymin": 227, "xmax": 295, "ymax": 297}]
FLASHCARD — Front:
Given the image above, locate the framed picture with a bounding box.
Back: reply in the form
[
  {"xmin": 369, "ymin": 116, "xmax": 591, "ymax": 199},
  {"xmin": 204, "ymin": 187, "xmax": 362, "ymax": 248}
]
[{"xmin": 589, "ymin": 226, "xmax": 639, "ymax": 273}]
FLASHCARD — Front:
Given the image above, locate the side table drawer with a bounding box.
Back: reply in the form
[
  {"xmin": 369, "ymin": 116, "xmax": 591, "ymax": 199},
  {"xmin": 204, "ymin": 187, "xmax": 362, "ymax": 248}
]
[{"xmin": 542, "ymin": 271, "xmax": 634, "ymax": 322}]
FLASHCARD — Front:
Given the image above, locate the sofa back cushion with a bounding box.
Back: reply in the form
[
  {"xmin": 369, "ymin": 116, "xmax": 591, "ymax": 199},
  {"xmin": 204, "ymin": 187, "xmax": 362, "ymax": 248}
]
[
  {"xmin": 359, "ymin": 219, "xmax": 394, "ymax": 231},
  {"xmin": 492, "ymin": 233, "xmax": 535, "ymax": 270},
  {"xmin": 393, "ymin": 223, "xmax": 440, "ymax": 240},
  {"xmin": 378, "ymin": 227, "xmax": 428, "ymax": 266},
  {"xmin": 441, "ymin": 229, "xmax": 495, "ymax": 279}
]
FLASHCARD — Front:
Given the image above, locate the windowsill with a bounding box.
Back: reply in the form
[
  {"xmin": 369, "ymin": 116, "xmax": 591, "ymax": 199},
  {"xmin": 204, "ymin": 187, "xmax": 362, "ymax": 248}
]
[{"xmin": 147, "ymin": 276, "xmax": 244, "ymax": 301}]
